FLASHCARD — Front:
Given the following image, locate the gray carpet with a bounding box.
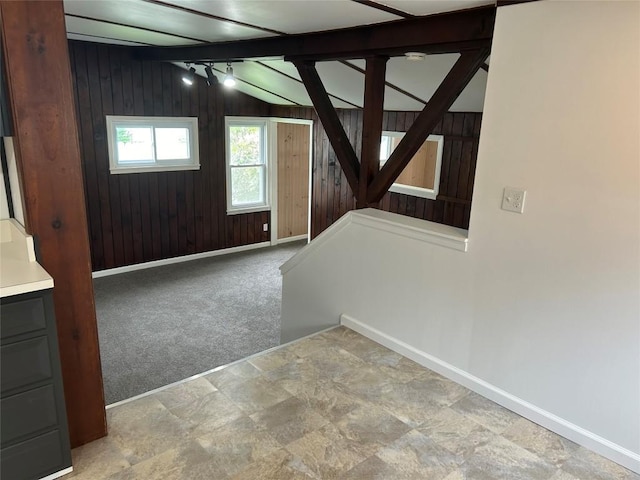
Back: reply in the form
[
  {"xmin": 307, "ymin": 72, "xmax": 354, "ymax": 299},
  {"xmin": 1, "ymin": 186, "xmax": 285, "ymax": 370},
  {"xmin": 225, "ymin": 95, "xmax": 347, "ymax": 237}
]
[{"xmin": 93, "ymin": 242, "xmax": 304, "ymax": 405}]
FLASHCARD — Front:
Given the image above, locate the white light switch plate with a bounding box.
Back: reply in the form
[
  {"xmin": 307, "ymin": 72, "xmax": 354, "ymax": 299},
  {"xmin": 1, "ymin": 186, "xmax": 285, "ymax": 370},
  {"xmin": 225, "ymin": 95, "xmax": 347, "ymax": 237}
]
[{"xmin": 502, "ymin": 187, "xmax": 526, "ymax": 213}]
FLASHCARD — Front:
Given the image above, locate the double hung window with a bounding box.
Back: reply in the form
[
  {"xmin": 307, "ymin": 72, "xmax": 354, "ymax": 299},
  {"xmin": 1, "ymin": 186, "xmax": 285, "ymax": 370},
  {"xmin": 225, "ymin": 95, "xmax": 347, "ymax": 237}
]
[{"xmin": 225, "ymin": 119, "xmax": 269, "ymax": 213}]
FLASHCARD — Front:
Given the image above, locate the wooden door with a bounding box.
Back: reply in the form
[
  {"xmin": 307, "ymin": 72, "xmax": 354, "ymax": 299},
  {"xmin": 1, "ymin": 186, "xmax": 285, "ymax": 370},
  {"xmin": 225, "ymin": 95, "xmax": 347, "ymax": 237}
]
[{"xmin": 277, "ymin": 123, "xmax": 310, "ymax": 240}]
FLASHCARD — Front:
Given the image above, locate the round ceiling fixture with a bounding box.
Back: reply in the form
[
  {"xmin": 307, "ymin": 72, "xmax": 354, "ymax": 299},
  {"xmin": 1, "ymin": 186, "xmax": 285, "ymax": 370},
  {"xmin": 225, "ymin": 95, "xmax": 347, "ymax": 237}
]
[{"xmin": 404, "ymin": 52, "xmax": 426, "ymax": 61}]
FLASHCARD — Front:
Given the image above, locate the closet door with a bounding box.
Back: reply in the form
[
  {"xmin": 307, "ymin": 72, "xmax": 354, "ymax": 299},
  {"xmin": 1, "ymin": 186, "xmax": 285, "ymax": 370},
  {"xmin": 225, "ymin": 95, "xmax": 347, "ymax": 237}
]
[{"xmin": 277, "ymin": 123, "xmax": 310, "ymax": 240}]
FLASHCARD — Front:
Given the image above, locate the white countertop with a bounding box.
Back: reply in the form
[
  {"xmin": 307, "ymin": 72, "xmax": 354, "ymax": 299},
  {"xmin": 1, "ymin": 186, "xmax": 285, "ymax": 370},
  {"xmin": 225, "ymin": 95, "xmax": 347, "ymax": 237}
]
[{"xmin": 0, "ymin": 219, "xmax": 54, "ymax": 298}]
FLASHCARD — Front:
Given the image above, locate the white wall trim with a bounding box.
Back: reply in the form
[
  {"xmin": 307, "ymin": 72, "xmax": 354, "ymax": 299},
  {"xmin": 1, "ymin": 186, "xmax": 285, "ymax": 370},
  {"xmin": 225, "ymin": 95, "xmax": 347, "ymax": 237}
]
[
  {"xmin": 277, "ymin": 234, "xmax": 308, "ymax": 245},
  {"xmin": 92, "ymin": 242, "xmax": 271, "ymax": 278},
  {"xmin": 269, "ymin": 120, "xmax": 279, "ymax": 245},
  {"xmin": 280, "ymin": 208, "xmax": 468, "ymax": 275},
  {"xmin": 340, "ymin": 313, "xmax": 640, "ymax": 474},
  {"xmin": 351, "ymin": 209, "xmax": 468, "ymax": 252}
]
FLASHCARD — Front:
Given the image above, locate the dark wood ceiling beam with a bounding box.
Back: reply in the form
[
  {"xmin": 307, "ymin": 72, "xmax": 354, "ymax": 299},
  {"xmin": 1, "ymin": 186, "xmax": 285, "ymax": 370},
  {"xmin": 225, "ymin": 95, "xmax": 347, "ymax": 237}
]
[
  {"xmin": 358, "ymin": 56, "xmax": 388, "ymax": 208},
  {"xmin": 285, "ymin": 39, "xmax": 490, "ymax": 64},
  {"xmin": 351, "ymin": 0, "xmax": 416, "ymax": 18},
  {"xmin": 367, "ymin": 48, "xmax": 490, "ymax": 203},
  {"xmin": 294, "ymin": 61, "xmax": 360, "ymax": 195},
  {"xmin": 132, "ymin": 6, "xmax": 495, "ymax": 62}
]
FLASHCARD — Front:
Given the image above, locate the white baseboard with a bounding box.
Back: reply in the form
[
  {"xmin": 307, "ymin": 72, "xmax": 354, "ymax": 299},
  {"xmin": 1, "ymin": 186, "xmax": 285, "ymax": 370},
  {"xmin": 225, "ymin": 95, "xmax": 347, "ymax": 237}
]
[
  {"xmin": 340, "ymin": 313, "xmax": 640, "ymax": 474},
  {"xmin": 92, "ymin": 242, "xmax": 271, "ymax": 278},
  {"xmin": 277, "ymin": 234, "xmax": 308, "ymax": 244}
]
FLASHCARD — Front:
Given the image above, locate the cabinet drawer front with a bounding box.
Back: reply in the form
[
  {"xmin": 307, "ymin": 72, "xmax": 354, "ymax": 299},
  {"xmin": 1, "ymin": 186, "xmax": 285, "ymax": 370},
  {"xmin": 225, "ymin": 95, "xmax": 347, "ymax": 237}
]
[
  {"xmin": 0, "ymin": 429, "xmax": 67, "ymax": 480},
  {"xmin": 0, "ymin": 297, "xmax": 47, "ymax": 339},
  {"xmin": 0, "ymin": 337, "xmax": 52, "ymax": 393},
  {"xmin": 1, "ymin": 385, "xmax": 58, "ymax": 446}
]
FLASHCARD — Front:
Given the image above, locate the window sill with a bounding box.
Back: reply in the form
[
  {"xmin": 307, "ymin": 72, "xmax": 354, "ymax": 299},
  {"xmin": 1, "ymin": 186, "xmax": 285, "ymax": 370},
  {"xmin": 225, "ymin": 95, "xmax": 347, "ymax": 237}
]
[
  {"xmin": 227, "ymin": 205, "xmax": 270, "ymax": 215},
  {"xmin": 388, "ymin": 184, "xmax": 437, "ymax": 200},
  {"xmin": 110, "ymin": 165, "xmax": 200, "ymax": 175}
]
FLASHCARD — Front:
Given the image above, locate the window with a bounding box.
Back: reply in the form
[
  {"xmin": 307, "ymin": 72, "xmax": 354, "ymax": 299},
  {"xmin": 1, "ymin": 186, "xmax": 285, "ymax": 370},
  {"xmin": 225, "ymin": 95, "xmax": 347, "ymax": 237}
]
[
  {"xmin": 225, "ymin": 118, "xmax": 269, "ymax": 213},
  {"xmin": 106, "ymin": 116, "xmax": 199, "ymax": 174},
  {"xmin": 380, "ymin": 131, "xmax": 444, "ymax": 200}
]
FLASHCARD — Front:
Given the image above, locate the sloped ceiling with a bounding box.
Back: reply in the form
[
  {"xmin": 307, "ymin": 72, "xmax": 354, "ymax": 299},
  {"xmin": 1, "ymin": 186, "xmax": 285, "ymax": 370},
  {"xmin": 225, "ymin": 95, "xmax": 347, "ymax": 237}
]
[{"xmin": 64, "ymin": 0, "xmax": 493, "ymax": 111}]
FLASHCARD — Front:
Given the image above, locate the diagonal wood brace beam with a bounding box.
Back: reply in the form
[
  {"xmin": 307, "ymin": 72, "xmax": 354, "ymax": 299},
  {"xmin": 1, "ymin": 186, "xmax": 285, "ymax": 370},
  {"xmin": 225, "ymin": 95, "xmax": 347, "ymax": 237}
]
[
  {"xmin": 294, "ymin": 60, "xmax": 360, "ymax": 196},
  {"xmin": 367, "ymin": 48, "xmax": 490, "ymax": 203},
  {"xmin": 358, "ymin": 55, "xmax": 388, "ymax": 208}
]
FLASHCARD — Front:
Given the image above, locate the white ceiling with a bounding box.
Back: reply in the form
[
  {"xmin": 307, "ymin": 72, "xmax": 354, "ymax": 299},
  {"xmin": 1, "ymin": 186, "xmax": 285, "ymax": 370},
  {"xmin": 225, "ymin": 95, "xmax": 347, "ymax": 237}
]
[{"xmin": 63, "ymin": 0, "xmax": 493, "ymax": 111}]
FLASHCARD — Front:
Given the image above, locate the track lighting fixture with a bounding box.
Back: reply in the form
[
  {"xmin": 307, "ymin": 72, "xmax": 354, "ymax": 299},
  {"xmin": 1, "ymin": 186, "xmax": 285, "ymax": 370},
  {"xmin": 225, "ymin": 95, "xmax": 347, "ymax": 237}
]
[
  {"xmin": 181, "ymin": 60, "xmax": 239, "ymax": 88},
  {"xmin": 204, "ymin": 64, "xmax": 217, "ymax": 86},
  {"xmin": 182, "ymin": 64, "xmax": 196, "ymax": 85},
  {"xmin": 223, "ymin": 63, "xmax": 236, "ymax": 87}
]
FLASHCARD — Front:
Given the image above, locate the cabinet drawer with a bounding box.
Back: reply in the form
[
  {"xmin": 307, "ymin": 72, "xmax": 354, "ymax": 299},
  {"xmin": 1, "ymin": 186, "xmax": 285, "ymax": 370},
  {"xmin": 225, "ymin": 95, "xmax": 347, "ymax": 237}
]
[
  {"xmin": 1, "ymin": 429, "xmax": 67, "ymax": 480},
  {"xmin": 1, "ymin": 385, "xmax": 58, "ymax": 447},
  {"xmin": 0, "ymin": 297, "xmax": 46, "ymax": 339},
  {"xmin": 0, "ymin": 337, "xmax": 52, "ymax": 393}
]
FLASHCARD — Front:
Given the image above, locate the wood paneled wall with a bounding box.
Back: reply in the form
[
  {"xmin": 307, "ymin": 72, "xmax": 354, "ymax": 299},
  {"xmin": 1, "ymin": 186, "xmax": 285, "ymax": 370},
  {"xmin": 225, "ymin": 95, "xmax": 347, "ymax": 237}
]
[
  {"xmin": 70, "ymin": 40, "xmax": 481, "ymax": 268},
  {"xmin": 270, "ymin": 106, "xmax": 482, "ymax": 237},
  {"xmin": 68, "ymin": 41, "xmax": 271, "ymax": 271}
]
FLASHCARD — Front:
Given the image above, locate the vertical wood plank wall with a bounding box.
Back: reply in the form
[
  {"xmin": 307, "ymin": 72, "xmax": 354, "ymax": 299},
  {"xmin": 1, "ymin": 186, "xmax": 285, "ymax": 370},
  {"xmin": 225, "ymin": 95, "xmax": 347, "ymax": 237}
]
[
  {"xmin": 70, "ymin": 40, "xmax": 481, "ymax": 269},
  {"xmin": 271, "ymin": 106, "xmax": 482, "ymax": 238},
  {"xmin": 69, "ymin": 41, "xmax": 271, "ymax": 271}
]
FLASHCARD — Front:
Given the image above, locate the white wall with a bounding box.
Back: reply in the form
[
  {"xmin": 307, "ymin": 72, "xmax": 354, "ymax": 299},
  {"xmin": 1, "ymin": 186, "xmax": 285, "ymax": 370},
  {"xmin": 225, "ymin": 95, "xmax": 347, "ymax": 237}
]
[
  {"xmin": 467, "ymin": 0, "xmax": 639, "ymax": 460},
  {"xmin": 0, "ymin": 158, "xmax": 9, "ymax": 219},
  {"xmin": 2, "ymin": 138, "xmax": 24, "ymax": 225},
  {"xmin": 281, "ymin": 0, "xmax": 639, "ymax": 471}
]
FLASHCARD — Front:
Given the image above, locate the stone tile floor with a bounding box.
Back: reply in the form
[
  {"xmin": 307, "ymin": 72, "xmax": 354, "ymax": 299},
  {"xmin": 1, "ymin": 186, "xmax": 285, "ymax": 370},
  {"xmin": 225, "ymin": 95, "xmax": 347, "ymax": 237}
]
[{"xmin": 65, "ymin": 327, "xmax": 639, "ymax": 479}]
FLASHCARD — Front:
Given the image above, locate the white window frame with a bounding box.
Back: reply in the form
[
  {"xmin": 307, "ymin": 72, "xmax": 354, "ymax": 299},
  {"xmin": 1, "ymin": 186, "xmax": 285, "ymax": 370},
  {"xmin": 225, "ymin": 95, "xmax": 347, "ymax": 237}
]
[
  {"xmin": 380, "ymin": 131, "xmax": 444, "ymax": 200},
  {"xmin": 106, "ymin": 116, "xmax": 199, "ymax": 174},
  {"xmin": 225, "ymin": 117, "xmax": 270, "ymax": 215}
]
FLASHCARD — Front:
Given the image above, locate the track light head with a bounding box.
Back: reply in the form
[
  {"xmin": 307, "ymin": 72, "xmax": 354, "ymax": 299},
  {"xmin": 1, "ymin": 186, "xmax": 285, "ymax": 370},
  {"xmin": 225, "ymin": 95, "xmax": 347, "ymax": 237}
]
[
  {"xmin": 223, "ymin": 63, "xmax": 236, "ymax": 87},
  {"xmin": 204, "ymin": 64, "xmax": 218, "ymax": 86},
  {"xmin": 182, "ymin": 65, "xmax": 196, "ymax": 86}
]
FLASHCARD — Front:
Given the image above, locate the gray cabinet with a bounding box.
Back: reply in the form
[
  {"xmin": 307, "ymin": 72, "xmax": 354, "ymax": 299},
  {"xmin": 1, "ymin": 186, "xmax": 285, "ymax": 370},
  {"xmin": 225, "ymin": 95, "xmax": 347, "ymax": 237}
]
[{"xmin": 1, "ymin": 289, "xmax": 72, "ymax": 480}]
